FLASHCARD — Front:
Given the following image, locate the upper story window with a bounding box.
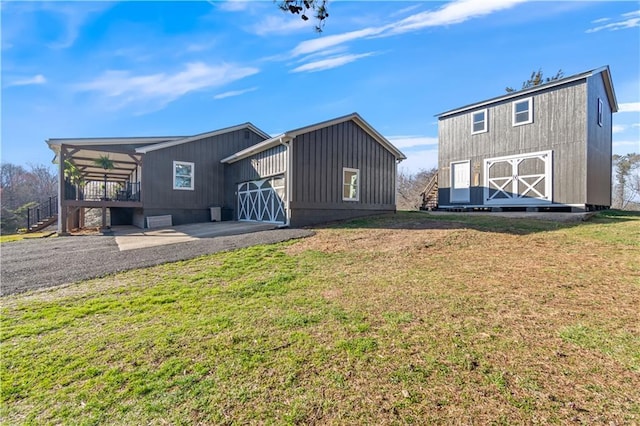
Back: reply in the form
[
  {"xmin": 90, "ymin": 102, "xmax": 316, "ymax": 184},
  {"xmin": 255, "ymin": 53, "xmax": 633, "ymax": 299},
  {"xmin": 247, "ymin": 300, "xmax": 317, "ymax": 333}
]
[
  {"xmin": 472, "ymin": 109, "xmax": 488, "ymax": 134},
  {"xmin": 173, "ymin": 161, "xmax": 194, "ymax": 190},
  {"xmin": 512, "ymin": 97, "xmax": 533, "ymax": 126},
  {"xmin": 343, "ymin": 167, "xmax": 359, "ymax": 201},
  {"xmin": 597, "ymin": 98, "xmax": 603, "ymax": 127}
]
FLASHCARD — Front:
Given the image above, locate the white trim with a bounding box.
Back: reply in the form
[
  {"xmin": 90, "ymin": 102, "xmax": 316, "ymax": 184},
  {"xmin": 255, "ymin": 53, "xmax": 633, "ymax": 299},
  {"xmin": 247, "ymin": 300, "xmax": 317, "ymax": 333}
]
[
  {"xmin": 137, "ymin": 123, "xmax": 271, "ymax": 154},
  {"xmin": 471, "ymin": 109, "xmax": 488, "ymax": 134},
  {"xmin": 597, "ymin": 98, "xmax": 603, "ymax": 127},
  {"xmin": 450, "ymin": 160, "xmax": 471, "ymax": 203},
  {"xmin": 437, "ymin": 66, "xmax": 618, "ymax": 117},
  {"xmin": 221, "ymin": 113, "xmax": 406, "ymax": 164},
  {"xmin": 237, "ymin": 177, "xmax": 286, "ymax": 224},
  {"xmin": 483, "ymin": 150, "xmax": 552, "ymax": 205},
  {"xmin": 342, "ymin": 167, "xmax": 360, "ymax": 201},
  {"xmin": 512, "ymin": 97, "xmax": 533, "ymax": 126},
  {"xmin": 173, "ymin": 161, "xmax": 195, "ymax": 190}
]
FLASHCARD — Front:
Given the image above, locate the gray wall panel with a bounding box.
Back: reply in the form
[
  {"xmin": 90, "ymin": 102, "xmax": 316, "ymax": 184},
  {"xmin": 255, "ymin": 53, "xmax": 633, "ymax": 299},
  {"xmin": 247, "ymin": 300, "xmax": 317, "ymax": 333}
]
[
  {"xmin": 586, "ymin": 74, "xmax": 613, "ymax": 206},
  {"xmin": 291, "ymin": 120, "xmax": 397, "ymax": 219},
  {"xmin": 141, "ymin": 128, "xmax": 266, "ymax": 225},
  {"xmin": 439, "ymin": 79, "xmax": 590, "ymax": 206}
]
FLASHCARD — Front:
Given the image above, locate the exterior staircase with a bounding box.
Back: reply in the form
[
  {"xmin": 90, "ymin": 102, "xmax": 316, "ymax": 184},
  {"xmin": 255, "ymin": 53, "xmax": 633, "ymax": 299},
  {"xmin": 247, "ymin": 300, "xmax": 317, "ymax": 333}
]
[
  {"xmin": 419, "ymin": 173, "xmax": 438, "ymax": 211},
  {"xmin": 26, "ymin": 196, "xmax": 58, "ymax": 233}
]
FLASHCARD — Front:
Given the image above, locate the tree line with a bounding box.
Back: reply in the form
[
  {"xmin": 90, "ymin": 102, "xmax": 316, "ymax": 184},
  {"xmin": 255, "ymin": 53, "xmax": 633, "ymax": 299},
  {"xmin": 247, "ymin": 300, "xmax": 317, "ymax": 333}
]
[
  {"xmin": 1, "ymin": 155, "xmax": 638, "ymax": 234},
  {"xmin": 1, "ymin": 163, "xmax": 57, "ymax": 234}
]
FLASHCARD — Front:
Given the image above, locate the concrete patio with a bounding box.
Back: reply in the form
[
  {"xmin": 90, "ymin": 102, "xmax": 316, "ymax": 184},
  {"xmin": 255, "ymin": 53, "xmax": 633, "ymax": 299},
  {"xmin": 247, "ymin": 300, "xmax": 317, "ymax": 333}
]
[{"xmin": 111, "ymin": 221, "xmax": 280, "ymax": 251}]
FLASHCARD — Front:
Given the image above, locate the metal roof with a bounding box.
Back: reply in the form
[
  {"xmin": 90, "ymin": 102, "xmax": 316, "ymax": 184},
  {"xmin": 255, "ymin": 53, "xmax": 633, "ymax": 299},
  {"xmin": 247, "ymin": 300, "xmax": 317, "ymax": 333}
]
[
  {"xmin": 221, "ymin": 113, "xmax": 407, "ymax": 164},
  {"xmin": 436, "ymin": 66, "xmax": 618, "ymax": 118}
]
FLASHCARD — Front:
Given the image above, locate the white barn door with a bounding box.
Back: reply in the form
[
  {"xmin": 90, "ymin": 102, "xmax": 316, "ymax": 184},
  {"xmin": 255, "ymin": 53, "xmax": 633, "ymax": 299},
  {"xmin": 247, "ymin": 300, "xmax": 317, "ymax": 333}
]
[
  {"xmin": 237, "ymin": 176, "xmax": 286, "ymax": 224},
  {"xmin": 484, "ymin": 150, "xmax": 552, "ymax": 205},
  {"xmin": 450, "ymin": 161, "xmax": 471, "ymax": 203}
]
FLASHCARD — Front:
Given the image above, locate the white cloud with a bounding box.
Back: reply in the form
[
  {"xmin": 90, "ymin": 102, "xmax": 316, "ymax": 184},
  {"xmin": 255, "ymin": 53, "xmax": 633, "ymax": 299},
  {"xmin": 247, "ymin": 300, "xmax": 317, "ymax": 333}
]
[
  {"xmin": 398, "ymin": 148, "xmax": 439, "ymax": 174},
  {"xmin": 612, "ymin": 140, "xmax": 640, "ymax": 149},
  {"xmin": 215, "ymin": 0, "xmax": 251, "ymax": 12},
  {"xmin": 292, "ymin": 27, "xmax": 383, "ymax": 57},
  {"xmin": 586, "ymin": 9, "xmax": 640, "ymax": 33},
  {"xmin": 5, "ymin": 74, "xmax": 47, "ymax": 87},
  {"xmin": 619, "ymin": 102, "xmax": 640, "ymax": 113},
  {"xmin": 249, "ymin": 14, "xmax": 315, "ymax": 36},
  {"xmin": 386, "ymin": 135, "xmax": 438, "ymax": 149},
  {"xmin": 77, "ymin": 62, "xmax": 259, "ymax": 110},
  {"xmin": 291, "ymin": 53, "xmax": 375, "ymax": 73},
  {"xmin": 385, "ymin": 0, "xmax": 528, "ymax": 35},
  {"xmin": 612, "ymin": 124, "xmax": 626, "ymax": 134},
  {"xmin": 591, "ymin": 17, "xmax": 610, "ymax": 24},
  {"xmin": 46, "ymin": 3, "xmax": 112, "ymax": 49},
  {"xmin": 290, "ymin": 0, "xmax": 526, "ymax": 57},
  {"xmin": 214, "ymin": 87, "xmax": 257, "ymax": 99}
]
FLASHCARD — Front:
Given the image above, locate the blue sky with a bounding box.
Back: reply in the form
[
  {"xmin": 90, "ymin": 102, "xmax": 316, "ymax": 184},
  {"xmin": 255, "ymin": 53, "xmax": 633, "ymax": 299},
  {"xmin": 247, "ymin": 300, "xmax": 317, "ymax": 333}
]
[{"xmin": 2, "ymin": 0, "xmax": 639, "ymax": 174}]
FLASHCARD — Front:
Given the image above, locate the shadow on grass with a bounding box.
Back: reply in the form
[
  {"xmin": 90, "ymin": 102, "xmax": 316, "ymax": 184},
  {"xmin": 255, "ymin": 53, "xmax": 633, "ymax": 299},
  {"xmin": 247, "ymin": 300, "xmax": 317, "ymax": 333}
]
[{"xmin": 319, "ymin": 209, "xmax": 640, "ymax": 236}]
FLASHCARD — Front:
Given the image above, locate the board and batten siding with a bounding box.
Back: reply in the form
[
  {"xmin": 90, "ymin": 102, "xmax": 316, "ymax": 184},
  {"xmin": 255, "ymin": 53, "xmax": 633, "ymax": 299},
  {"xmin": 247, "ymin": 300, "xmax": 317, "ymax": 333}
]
[
  {"xmin": 223, "ymin": 144, "xmax": 287, "ymax": 218},
  {"xmin": 141, "ymin": 128, "xmax": 266, "ymax": 225},
  {"xmin": 289, "ymin": 120, "xmax": 397, "ymax": 226},
  {"xmin": 585, "ymin": 73, "xmax": 613, "ymax": 207},
  {"xmin": 438, "ymin": 79, "xmax": 588, "ymax": 206}
]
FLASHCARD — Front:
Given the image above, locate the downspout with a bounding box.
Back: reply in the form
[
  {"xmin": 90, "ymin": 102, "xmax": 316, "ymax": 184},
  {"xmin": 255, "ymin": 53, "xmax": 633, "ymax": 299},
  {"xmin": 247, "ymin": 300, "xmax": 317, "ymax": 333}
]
[{"xmin": 278, "ymin": 136, "xmax": 293, "ymax": 227}]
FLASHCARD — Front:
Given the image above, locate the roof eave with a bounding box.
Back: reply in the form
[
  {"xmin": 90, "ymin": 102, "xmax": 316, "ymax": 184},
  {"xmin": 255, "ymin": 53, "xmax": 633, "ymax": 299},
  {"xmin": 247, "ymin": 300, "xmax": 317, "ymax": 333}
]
[
  {"xmin": 136, "ymin": 123, "xmax": 271, "ymax": 154},
  {"xmin": 436, "ymin": 70, "xmax": 595, "ymax": 118}
]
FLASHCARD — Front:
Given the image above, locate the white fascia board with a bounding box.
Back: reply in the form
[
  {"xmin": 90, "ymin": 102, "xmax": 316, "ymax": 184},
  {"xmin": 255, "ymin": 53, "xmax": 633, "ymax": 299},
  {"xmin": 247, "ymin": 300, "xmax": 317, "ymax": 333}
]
[
  {"xmin": 595, "ymin": 66, "xmax": 618, "ymax": 112},
  {"xmin": 222, "ymin": 113, "xmax": 407, "ymax": 164},
  {"xmin": 220, "ymin": 135, "xmax": 290, "ymax": 164},
  {"xmin": 136, "ymin": 123, "xmax": 271, "ymax": 154},
  {"xmin": 284, "ymin": 113, "xmax": 407, "ymax": 161},
  {"xmin": 436, "ymin": 69, "xmax": 599, "ymax": 119},
  {"xmin": 46, "ymin": 136, "xmax": 181, "ymax": 150}
]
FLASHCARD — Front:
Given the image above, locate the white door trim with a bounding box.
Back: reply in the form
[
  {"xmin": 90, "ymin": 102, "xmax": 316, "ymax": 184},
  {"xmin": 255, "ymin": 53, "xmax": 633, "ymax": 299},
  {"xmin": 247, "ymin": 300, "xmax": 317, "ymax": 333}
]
[
  {"xmin": 483, "ymin": 150, "xmax": 553, "ymax": 205},
  {"xmin": 237, "ymin": 176, "xmax": 286, "ymax": 224},
  {"xmin": 450, "ymin": 160, "xmax": 471, "ymax": 203}
]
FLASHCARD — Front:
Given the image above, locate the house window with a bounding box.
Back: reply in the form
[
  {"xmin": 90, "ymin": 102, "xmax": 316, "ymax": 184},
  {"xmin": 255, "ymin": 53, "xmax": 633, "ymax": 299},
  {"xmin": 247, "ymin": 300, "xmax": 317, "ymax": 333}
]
[
  {"xmin": 472, "ymin": 109, "xmax": 488, "ymax": 134},
  {"xmin": 597, "ymin": 98, "xmax": 603, "ymax": 127},
  {"xmin": 173, "ymin": 161, "xmax": 194, "ymax": 190},
  {"xmin": 512, "ymin": 97, "xmax": 533, "ymax": 126},
  {"xmin": 343, "ymin": 168, "xmax": 359, "ymax": 201}
]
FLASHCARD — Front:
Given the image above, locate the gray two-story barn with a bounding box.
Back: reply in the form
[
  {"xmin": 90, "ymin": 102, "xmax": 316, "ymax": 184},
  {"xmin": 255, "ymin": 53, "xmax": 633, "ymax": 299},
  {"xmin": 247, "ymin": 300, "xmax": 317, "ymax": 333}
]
[
  {"xmin": 47, "ymin": 113, "xmax": 405, "ymax": 233},
  {"xmin": 430, "ymin": 66, "xmax": 617, "ymax": 212}
]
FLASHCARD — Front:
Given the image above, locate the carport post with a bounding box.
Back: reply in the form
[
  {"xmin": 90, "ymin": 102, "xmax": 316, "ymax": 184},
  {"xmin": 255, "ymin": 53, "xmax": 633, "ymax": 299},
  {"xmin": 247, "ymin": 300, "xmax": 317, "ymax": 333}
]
[{"xmin": 58, "ymin": 145, "xmax": 69, "ymax": 235}]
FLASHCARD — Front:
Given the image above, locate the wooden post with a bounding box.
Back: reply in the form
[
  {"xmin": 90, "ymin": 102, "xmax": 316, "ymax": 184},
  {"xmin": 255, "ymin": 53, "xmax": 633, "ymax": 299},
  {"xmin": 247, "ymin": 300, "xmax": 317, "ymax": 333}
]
[{"xmin": 59, "ymin": 146, "xmax": 69, "ymax": 235}]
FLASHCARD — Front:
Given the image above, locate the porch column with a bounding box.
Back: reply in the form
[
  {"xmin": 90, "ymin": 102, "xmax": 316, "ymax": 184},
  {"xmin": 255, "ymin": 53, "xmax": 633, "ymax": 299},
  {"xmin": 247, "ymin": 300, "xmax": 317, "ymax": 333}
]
[{"xmin": 58, "ymin": 145, "xmax": 69, "ymax": 235}]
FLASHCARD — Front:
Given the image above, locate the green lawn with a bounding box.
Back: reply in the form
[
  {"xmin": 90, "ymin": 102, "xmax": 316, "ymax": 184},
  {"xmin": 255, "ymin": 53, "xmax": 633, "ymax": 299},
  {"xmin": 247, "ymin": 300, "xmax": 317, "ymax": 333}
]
[{"xmin": 2, "ymin": 211, "xmax": 639, "ymax": 424}]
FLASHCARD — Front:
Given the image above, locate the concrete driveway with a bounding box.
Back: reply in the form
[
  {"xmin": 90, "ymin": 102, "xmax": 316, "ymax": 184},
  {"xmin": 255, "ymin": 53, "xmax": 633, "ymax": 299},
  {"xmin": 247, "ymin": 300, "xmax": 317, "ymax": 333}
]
[
  {"xmin": 112, "ymin": 221, "xmax": 279, "ymax": 251},
  {"xmin": 1, "ymin": 222, "xmax": 313, "ymax": 296}
]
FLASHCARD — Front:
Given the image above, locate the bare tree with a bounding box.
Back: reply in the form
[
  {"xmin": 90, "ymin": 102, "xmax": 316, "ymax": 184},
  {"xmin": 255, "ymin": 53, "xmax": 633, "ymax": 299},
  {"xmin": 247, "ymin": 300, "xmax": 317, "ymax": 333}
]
[
  {"xmin": 396, "ymin": 168, "xmax": 437, "ymax": 210},
  {"xmin": 506, "ymin": 69, "xmax": 564, "ymax": 93},
  {"xmin": 612, "ymin": 153, "xmax": 640, "ymax": 210},
  {"xmin": 1, "ymin": 163, "xmax": 58, "ymax": 233}
]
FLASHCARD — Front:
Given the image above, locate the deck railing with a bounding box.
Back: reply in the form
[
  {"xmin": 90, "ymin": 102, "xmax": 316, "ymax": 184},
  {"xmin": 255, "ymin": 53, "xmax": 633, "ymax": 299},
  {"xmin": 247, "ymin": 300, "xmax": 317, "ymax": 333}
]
[{"xmin": 65, "ymin": 181, "xmax": 141, "ymax": 202}]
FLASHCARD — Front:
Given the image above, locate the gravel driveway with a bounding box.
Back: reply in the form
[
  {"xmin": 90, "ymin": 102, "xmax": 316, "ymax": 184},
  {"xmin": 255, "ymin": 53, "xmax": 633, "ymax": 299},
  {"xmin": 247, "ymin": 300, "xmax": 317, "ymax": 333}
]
[{"xmin": 1, "ymin": 228, "xmax": 313, "ymax": 296}]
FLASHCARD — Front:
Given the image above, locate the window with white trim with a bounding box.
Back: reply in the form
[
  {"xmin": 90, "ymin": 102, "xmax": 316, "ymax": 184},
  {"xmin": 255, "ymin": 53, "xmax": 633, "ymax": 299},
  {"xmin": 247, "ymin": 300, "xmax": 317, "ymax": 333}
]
[
  {"xmin": 597, "ymin": 98, "xmax": 603, "ymax": 127},
  {"xmin": 472, "ymin": 109, "xmax": 488, "ymax": 134},
  {"xmin": 342, "ymin": 168, "xmax": 359, "ymax": 201},
  {"xmin": 173, "ymin": 161, "xmax": 194, "ymax": 190},
  {"xmin": 512, "ymin": 97, "xmax": 533, "ymax": 126}
]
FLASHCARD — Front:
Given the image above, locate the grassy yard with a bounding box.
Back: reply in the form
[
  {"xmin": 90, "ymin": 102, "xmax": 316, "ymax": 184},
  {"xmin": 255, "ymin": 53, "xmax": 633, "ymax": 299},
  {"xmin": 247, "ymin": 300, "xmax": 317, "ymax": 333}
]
[{"xmin": 2, "ymin": 211, "xmax": 639, "ymax": 424}]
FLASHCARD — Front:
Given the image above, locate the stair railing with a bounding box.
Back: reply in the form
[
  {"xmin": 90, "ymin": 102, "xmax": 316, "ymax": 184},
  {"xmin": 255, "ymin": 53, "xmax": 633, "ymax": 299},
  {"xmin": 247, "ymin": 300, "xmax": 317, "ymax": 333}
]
[
  {"xmin": 26, "ymin": 195, "xmax": 58, "ymax": 231},
  {"xmin": 420, "ymin": 173, "xmax": 439, "ymax": 210}
]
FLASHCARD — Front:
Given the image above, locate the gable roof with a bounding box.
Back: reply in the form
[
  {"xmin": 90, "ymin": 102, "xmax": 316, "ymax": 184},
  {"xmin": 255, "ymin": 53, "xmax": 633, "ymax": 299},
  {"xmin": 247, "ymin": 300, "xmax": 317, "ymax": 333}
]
[
  {"xmin": 135, "ymin": 123, "xmax": 271, "ymax": 154},
  {"xmin": 437, "ymin": 66, "xmax": 618, "ymax": 118},
  {"xmin": 220, "ymin": 113, "xmax": 407, "ymax": 164}
]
